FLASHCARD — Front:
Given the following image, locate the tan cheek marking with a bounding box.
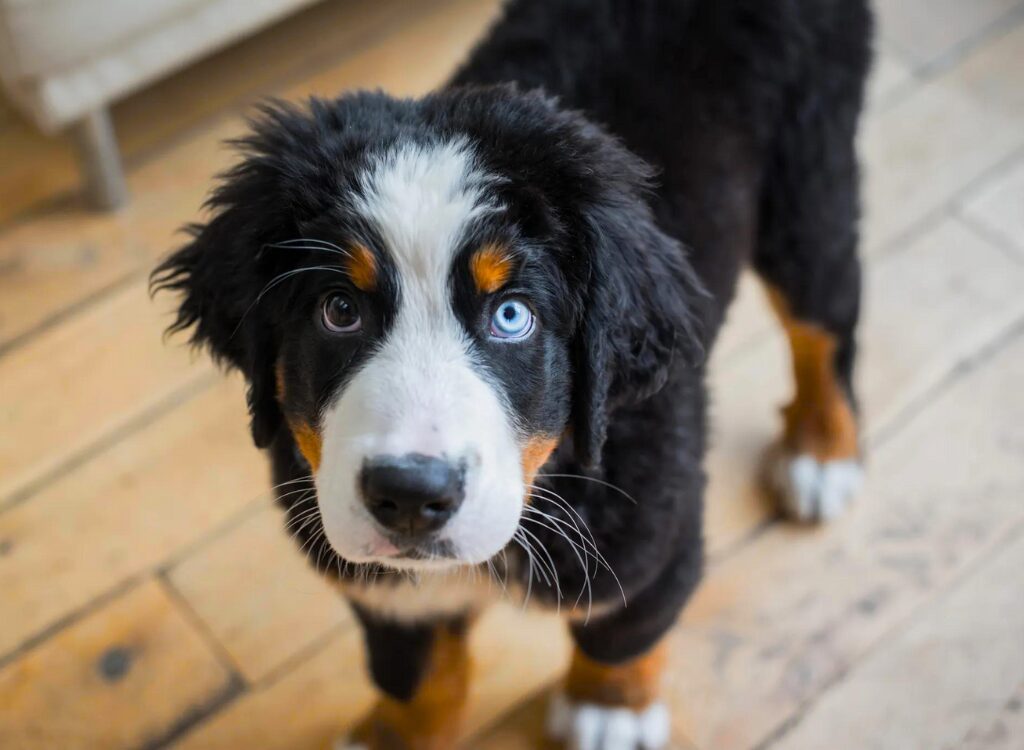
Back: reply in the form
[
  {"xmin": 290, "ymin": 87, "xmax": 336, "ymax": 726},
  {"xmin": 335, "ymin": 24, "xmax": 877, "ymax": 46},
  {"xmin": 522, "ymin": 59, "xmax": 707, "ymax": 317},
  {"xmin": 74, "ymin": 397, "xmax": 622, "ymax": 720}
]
[
  {"xmin": 351, "ymin": 624, "xmax": 471, "ymax": 749},
  {"xmin": 566, "ymin": 641, "xmax": 668, "ymax": 710},
  {"xmin": 274, "ymin": 359, "xmax": 287, "ymax": 402},
  {"xmin": 767, "ymin": 287, "xmax": 859, "ymax": 462},
  {"xmin": 289, "ymin": 421, "xmax": 322, "ymax": 472},
  {"xmin": 522, "ymin": 436, "xmax": 559, "ymax": 486},
  {"xmin": 275, "ymin": 360, "xmax": 323, "ymax": 471},
  {"xmin": 347, "ymin": 243, "xmax": 378, "ymax": 292},
  {"xmin": 469, "ymin": 244, "xmax": 513, "ymax": 294}
]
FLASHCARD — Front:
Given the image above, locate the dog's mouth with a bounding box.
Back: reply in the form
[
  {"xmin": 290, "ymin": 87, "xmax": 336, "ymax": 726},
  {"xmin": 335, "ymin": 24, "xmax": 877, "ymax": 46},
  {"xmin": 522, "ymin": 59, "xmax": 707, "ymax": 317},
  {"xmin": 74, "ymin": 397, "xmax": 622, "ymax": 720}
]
[{"xmin": 360, "ymin": 534, "xmax": 464, "ymax": 569}]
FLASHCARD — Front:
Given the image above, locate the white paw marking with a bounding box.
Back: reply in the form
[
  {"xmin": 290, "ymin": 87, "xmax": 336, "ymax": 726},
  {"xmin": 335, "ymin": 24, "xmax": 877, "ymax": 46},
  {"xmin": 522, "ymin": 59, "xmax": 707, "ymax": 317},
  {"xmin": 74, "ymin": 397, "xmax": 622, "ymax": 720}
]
[
  {"xmin": 547, "ymin": 692, "xmax": 670, "ymax": 749},
  {"xmin": 332, "ymin": 738, "xmax": 367, "ymax": 750},
  {"xmin": 769, "ymin": 450, "xmax": 863, "ymax": 522}
]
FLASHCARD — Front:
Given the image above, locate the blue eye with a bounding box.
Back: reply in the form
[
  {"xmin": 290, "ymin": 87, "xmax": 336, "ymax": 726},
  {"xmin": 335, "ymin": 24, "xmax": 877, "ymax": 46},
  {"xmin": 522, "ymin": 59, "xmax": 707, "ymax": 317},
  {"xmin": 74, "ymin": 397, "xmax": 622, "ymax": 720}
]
[{"xmin": 489, "ymin": 299, "xmax": 534, "ymax": 340}]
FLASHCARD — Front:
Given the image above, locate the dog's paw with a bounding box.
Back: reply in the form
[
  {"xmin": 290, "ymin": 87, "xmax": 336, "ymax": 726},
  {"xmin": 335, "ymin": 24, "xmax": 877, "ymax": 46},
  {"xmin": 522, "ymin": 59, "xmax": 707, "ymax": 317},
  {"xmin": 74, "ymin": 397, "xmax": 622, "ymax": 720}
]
[
  {"xmin": 767, "ymin": 448, "xmax": 862, "ymax": 523},
  {"xmin": 547, "ymin": 692, "xmax": 670, "ymax": 750}
]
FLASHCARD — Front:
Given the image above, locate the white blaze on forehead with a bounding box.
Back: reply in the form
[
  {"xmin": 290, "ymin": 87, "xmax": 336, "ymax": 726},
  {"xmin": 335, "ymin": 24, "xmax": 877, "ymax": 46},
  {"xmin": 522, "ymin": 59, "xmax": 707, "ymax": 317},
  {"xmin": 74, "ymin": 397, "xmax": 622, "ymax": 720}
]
[
  {"xmin": 349, "ymin": 137, "xmax": 508, "ymax": 454},
  {"xmin": 315, "ymin": 139, "xmax": 523, "ymax": 568},
  {"xmin": 354, "ymin": 138, "xmax": 500, "ymax": 295}
]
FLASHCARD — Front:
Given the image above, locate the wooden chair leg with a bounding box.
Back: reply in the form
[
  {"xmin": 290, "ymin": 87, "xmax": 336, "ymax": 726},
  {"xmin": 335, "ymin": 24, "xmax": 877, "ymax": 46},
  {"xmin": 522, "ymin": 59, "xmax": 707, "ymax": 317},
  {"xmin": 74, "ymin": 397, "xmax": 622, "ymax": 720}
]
[{"xmin": 70, "ymin": 107, "xmax": 128, "ymax": 210}]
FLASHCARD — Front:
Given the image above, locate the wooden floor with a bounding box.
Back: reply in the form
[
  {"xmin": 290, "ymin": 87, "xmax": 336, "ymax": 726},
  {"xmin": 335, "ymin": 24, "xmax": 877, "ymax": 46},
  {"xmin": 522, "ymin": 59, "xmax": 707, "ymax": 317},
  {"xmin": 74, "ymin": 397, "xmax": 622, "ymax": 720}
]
[{"xmin": 1, "ymin": 0, "xmax": 1023, "ymax": 747}]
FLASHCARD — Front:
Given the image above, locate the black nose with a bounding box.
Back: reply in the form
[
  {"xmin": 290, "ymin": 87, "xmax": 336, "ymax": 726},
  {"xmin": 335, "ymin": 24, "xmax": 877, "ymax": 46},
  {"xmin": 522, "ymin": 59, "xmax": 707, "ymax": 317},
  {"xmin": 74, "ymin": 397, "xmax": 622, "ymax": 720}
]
[{"xmin": 360, "ymin": 454, "xmax": 465, "ymax": 537}]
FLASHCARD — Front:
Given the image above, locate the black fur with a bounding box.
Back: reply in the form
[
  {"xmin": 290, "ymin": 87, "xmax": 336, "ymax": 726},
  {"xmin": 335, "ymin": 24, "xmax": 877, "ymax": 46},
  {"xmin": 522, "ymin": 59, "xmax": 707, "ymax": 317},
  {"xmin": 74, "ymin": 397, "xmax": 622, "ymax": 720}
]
[{"xmin": 153, "ymin": 0, "xmax": 871, "ymax": 704}]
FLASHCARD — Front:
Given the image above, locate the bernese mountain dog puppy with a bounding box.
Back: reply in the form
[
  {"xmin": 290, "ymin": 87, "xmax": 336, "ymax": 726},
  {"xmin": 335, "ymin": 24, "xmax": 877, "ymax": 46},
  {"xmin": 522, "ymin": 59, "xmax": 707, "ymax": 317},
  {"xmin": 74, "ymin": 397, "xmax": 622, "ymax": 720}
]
[{"xmin": 152, "ymin": 0, "xmax": 872, "ymax": 747}]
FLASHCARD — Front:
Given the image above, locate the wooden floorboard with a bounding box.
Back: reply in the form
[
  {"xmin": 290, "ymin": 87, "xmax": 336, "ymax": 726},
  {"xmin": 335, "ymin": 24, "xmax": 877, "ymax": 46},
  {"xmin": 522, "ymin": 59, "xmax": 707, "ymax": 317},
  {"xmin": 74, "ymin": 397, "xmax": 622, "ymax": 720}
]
[
  {"xmin": 1, "ymin": 1, "xmax": 1022, "ymax": 748},
  {"xmin": 769, "ymin": 524, "xmax": 1024, "ymax": 750},
  {"xmin": 0, "ymin": 377, "xmax": 261, "ymax": 657},
  {"xmin": 0, "ymin": 580, "xmax": 237, "ymax": 749}
]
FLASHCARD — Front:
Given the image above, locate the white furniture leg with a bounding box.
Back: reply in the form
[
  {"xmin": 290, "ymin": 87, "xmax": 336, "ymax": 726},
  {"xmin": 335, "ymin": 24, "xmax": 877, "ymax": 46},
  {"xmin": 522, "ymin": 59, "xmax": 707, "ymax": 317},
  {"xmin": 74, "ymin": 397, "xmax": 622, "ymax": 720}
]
[{"xmin": 70, "ymin": 108, "xmax": 128, "ymax": 210}]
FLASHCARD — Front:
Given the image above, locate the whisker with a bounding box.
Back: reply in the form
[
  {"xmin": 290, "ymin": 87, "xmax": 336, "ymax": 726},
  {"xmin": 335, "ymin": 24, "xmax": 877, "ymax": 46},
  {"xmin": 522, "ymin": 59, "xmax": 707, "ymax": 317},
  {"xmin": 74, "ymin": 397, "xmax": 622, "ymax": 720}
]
[
  {"xmin": 521, "ymin": 509, "xmax": 593, "ymax": 619},
  {"xmin": 276, "ymin": 486, "xmax": 319, "ymax": 506},
  {"xmin": 526, "ymin": 485, "xmax": 627, "ymax": 606},
  {"xmin": 517, "ymin": 525, "xmax": 562, "ymax": 608},
  {"xmin": 526, "ymin": 485, "xmax": 604, "ymax": 557},
  {"xmin": 512, "ymin": 529, "xmax": 537, "ymax": 610},
  {"xmin": 230, "ymin": 265, "xmax": 348, "ymax": 341},
  {"xmin": 523, "ymin": 500, "xmax": 602, "ymax": 564},
  {"xmin": 268, "ymin": 475, "xmax": 315, "ymax": 494},
  {"xmin": 537, "ymin": 472, "xmax": 639, "ymax": 505},
  {"xmin": 269, "ymin": 237, "xmax": 353, "ymax": 256}
]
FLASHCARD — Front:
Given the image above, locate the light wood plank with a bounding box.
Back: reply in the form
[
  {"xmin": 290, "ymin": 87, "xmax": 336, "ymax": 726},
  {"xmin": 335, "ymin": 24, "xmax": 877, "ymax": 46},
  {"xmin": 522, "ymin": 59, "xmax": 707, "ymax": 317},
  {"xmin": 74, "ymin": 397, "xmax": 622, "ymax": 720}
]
[
  {"xmin": 665, "ymin": 328, "xmax": 1024, "ymax": 750},
  {"xmin": 0, "ymin": 125, "xmax": 232, "ymax": 349},
  {"xmin": 769, "ymin": 529, "xmax": 1024, "ymax": 750},
  {"xmin": 462, "ymin": 607, "xmax": 571, "ymax": 738},
  {"xmin": 866, "ymin": 51, "xmax": 916, "ymax": 112},
  {"xmin": 172, "ymin": 625, "xmax": 374, "ymax": 750},
  {"xmin": 286, "ymin": 0, "xmax": 502, "ymax": 100},
  {"xmin": 703, "ymin": 218, "xmax": 1024, "ymax": 555},
  {"xmin": 0, "ymin": 377, "xmax": 264, "ymax": 658},
  {"xmin": 711, "ymin": 271, "xmax": 774, "ymax": 365},
  {"xmin": 857, "ymin": 218, "xmax": 1024, "ymax": 432},
  {"xmin": 959, "ymin": 683, "xmax": 1024, "ymax": 750},
  {"xmin": 168, "ymin": 505, "xmax": 354, "ymax": 683},
  {"xmin": 0, "ymin": 281, "xmax": 214, "ymax": 503},
  {"xmin": 0, "ymin": 579, "xmax": 235, "ymax": 750},
  {"xmin": 861, "ymin": 21, "xmax": 1024, "ymax": 253},
  {"xmin": 873, "ymin": 0, "xmax": 1023, "ymax": 69},
  {"xmin": 962, "ymin": 154, "xmax": 1024, "ymax": 256}
]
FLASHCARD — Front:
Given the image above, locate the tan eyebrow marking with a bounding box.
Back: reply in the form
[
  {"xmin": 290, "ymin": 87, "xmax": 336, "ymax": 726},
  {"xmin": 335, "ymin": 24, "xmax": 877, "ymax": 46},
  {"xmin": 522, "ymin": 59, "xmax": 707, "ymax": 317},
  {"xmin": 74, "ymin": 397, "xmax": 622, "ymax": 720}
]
[
  {"xmin": 469, "ymin": 244, "xmax": 514, "ymax": 294},
  {"xmin": 347, "ymin": 243, "xmax": 378, "ymax": 292}
]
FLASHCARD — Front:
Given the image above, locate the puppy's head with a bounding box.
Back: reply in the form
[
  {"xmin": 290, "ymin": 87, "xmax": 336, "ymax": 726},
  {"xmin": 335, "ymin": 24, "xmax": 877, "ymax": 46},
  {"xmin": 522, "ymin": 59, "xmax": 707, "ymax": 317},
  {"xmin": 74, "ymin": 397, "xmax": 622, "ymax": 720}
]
[{"xmin": 153, "ymin": 88, "xmax": 704, "ymax": 571}]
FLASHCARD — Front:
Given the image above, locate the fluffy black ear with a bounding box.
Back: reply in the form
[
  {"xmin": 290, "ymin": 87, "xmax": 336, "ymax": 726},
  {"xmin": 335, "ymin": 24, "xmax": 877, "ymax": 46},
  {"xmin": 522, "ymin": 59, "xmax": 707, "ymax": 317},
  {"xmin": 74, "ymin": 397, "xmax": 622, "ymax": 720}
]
[
  {"xmin": 150, "ymin": 101, "xmax": 329, "ymax": 448},
  {"xmin": 572, "ymin": 186, "xmax": 707, "ymax": 469},
  {"xmin": 151, "ymin": 216, "xmax": 284, "ymax": 448}
]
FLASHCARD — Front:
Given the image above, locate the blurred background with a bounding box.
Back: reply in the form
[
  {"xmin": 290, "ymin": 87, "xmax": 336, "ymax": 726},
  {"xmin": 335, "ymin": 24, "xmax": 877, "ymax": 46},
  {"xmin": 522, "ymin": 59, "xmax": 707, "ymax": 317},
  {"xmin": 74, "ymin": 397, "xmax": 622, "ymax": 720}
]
[{"xmin": 0, "ymin": 0, "xmax": 1022, "ymax": 748}]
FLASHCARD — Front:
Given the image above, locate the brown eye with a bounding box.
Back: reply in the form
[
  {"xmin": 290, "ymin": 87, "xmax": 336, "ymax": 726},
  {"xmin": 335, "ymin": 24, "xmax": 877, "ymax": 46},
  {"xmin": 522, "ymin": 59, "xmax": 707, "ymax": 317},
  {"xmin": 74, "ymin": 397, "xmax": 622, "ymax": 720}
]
[{"xmin": 321, "ymin": 293, "xmax": 361, "ymax": 333}]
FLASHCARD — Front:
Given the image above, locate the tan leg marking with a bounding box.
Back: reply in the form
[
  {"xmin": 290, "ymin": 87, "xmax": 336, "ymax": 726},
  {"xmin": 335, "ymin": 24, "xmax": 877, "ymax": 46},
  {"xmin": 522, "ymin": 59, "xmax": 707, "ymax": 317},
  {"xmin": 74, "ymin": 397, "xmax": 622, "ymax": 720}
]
[
  {"xmin": 767, "ymin": 287, "xmax": 859, "ymax": 462},
  {"xmin": 565, "ymin": 642, "xmax": 668, "ymax": 710},
  {"xmin": 522, "ymin": 436, "xmax": 559, "ymax": 487},
  {"xmin": 469, "ymin": 243, "xmax": 513, "ymax": 294},
  {"xmin": 348, "ymin": 243, "xmax": 379, "ymax": 292},
  {"xmin": 350, "ymin": 624, "xmax": 470, "ymax": 750}
]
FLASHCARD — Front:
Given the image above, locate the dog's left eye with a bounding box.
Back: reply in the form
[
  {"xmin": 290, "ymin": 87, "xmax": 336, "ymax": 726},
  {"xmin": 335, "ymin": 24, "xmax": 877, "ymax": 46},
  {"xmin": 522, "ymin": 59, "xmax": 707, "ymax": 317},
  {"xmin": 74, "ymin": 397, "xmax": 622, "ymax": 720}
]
[
  {"xmin": 489, "ymin": 299, "xmax": 534, "ymax": 340},
  {"xmin": 321, "ymin": 292, "xmax": 362, "ymax": 333}
]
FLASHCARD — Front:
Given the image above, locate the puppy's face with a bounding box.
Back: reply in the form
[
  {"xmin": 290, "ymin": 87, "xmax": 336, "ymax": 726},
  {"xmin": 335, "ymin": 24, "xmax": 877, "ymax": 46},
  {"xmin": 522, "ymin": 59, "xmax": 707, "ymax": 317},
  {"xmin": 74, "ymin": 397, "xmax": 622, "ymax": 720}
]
[
  {"xmin": 154, "ymin": 89, "xmax": 701, "ymax": 573},
  {"xmin": 276, "ymin": 139, "xmax": 571, "ymax": 568}
]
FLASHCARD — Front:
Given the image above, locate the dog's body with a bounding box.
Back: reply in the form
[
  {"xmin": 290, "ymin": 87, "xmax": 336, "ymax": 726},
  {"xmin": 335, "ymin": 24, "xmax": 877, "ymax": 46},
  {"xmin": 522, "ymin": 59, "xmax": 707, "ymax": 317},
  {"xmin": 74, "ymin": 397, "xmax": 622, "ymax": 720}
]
[{"xmin": 154, "ymin": 0, "xmax": 872, "ymax": 747}]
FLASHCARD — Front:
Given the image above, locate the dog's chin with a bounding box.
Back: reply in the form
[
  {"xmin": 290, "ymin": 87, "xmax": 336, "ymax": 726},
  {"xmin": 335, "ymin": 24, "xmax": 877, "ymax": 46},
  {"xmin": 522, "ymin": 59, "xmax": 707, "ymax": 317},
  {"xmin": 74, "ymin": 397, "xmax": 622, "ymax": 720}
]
[
  {"xmin": 372, "ymin": 555, "xmax": 468, "ymax": 573},
  {"xmin": 331, "ymin": 534, "xmax": 507, "ymax": 573}
]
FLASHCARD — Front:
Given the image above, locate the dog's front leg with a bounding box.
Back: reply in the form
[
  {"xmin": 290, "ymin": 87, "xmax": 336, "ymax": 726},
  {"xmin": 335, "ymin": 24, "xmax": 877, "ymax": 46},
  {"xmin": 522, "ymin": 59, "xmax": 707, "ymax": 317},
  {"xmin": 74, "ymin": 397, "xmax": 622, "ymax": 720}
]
[
  {"xmin": 547, "ymin": 641, "xmax": 671, "ymax": 750},
  {"xmin": 341, "ymin": 606, "xmax": 470, "ymax": 750},
  {"xmin": 546, "ymin": 553, "xmax": 698, "ymax": 750}
]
